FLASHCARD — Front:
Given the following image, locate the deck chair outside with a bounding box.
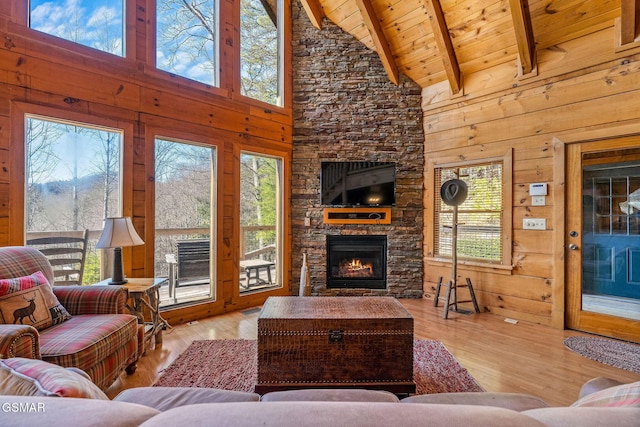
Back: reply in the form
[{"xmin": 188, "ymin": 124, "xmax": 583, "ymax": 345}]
[{"xmin": 26, "ymin": 229, "xmax": 89, "ymax": 286}]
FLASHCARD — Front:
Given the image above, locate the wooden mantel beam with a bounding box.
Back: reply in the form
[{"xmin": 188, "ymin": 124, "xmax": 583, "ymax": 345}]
[
  {"xmin": 422, "ymin": 0, "xmax": 461, "ymax": 95},
  {"xmin": 355, "ymin": 0, "xmax": 400, "ymax": 85},
  {"xmin": 299, "ymin": 0, "xmax": 324, "ymax": 30},
  {"xmin": 508, "ymin": 0, "xmax": 537, "ymax": 75}
]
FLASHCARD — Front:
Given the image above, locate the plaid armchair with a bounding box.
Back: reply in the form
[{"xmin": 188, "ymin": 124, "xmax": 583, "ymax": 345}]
[{"xmin": 0, "ymin": 246, "xmax": 141, "ymax": 390}]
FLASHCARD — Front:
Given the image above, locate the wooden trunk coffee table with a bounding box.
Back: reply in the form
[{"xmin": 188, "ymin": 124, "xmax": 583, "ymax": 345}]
[{"xmin": 255, "ymin": 296, "xmax": 415, "ymax": 394}]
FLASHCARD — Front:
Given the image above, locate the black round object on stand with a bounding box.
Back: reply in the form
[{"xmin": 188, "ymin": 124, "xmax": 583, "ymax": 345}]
[{"xmin": 439, "ymin": 179, "xmax": 468, "ymax": 317}]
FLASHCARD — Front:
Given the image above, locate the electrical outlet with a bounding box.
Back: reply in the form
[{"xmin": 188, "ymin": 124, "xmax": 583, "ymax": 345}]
[{"xmin": 523, "ymin": 218, "xmax": 546, "ymax": 230}]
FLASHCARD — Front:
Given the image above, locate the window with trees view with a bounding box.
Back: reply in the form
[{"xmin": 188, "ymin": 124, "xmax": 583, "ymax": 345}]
[
  {"xmin": 240, "ymin": 0, "xmax": 282, "ymax": 105},
  {"xmin": 240, "ymin": 152, "xmax": 282, "ymax": 291},
  {"xmin": 154, "ymin": 138, "xmax": 216, "ymax": 306},
  {"xmin": 25, "ymin": 116, "xmax": 122, "ymax": 284},
  {"xmin": 29, "ymin": 0, "xmax": 124, "ymax": 56},
  {"xmin": 434, "ymin": 162, "xmax": 504, "ymax": 263},
  {"xmin": 27, "ymin": 0, "xmax": 284, "ymax": 105},
  {"xmin": 156, "ymin": 0, "xmax": 217, "ymax": 86}
]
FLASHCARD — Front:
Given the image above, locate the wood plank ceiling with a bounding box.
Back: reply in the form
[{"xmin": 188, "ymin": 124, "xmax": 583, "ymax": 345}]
[{"xmin": 299, "ymin": 0, "xmax": 623, "ymax": 94}]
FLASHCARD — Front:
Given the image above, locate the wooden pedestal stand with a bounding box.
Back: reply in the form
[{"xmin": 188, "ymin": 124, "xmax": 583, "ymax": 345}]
[{"xmin": 433, "ymin": 201, "xmax": 480, "ymax": 319}]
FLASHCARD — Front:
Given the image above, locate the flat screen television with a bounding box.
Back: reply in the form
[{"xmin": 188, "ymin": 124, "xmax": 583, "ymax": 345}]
[{"xmin": 320, "ymin": 161, "xmax": 396, "ymax": 206}]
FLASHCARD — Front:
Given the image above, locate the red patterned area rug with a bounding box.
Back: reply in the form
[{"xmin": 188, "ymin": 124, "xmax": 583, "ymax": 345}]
[{"xmin": 154, "ymin": 339, "xmax": 485, "ymax": 394}]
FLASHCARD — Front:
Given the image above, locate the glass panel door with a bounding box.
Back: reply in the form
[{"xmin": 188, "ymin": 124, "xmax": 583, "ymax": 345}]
[
  {"xmin": 582, "ymin": 163, "xmax": 640, "ymax": 320},
  {"xmin": 155, "ymin": 138, "xmax": 216, "ymax": 307},
  {"xmin": 566, "ymin": 139, "xmax": 640, "ymax": 342}
]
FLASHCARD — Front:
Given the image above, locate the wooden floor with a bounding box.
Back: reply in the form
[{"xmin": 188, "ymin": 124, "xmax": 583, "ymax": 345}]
[{"xmin": 105, "ymin": 298, "xmax": 640, "ymax": 406}]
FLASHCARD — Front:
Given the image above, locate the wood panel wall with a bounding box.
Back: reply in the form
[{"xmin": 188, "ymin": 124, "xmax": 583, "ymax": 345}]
[
  {"xmin": 422, "ymin": 25, "xmax": 640, "ymax": 328},
  {"xmin": 0, "ymin": 0, "xmax": 293, "ymax": 324}
]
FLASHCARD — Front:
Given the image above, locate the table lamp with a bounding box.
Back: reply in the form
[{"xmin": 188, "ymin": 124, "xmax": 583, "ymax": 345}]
[{"xmin": 96, "ymin": 217, "xmax": 144, "ymax": 285}]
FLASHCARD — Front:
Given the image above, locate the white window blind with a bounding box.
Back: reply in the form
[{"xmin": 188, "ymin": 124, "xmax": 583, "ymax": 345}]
[{"xmin": 434, "ymin": 162, "xmax": 503, "ymax": 263}]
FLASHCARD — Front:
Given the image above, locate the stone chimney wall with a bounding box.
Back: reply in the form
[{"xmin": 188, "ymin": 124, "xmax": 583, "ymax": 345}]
[{"xmin": 290, "ymin": 1, "xmax": 425, "ymax": 297}]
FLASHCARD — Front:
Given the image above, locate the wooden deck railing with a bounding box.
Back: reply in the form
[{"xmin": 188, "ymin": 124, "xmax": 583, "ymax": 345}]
[{"xmin": 27, "ymin": 225, "xmax": 277, "ymax": 285}]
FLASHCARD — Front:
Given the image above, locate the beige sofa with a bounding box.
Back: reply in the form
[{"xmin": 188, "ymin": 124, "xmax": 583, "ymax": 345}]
[{"xmin": 1, "ymin": 363, "xmax": 638, "ymax": 427}]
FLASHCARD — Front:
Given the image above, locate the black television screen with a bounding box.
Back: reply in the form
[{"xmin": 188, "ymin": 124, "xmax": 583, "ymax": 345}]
[{"xmin": 321, "ymin": 161, "xmax": 396, "ymax": 206}]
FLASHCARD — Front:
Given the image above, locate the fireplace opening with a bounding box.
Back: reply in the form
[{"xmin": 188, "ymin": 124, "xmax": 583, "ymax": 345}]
[{"xmin": 326, "ymin": 235, "xmax": 387, "ymax": 289}]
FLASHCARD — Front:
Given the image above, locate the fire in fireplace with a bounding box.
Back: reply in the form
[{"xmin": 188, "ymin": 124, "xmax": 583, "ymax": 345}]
[{"xmin": 326, "ymin": 235, "xmax": 387, "ymax": 289}]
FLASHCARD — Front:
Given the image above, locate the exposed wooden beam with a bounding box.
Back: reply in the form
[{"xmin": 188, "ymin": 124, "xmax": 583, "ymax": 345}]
[
  {"xmin": 422, "ymin": 0, "xmax": 461, "ymax": 95},
  {"xmin": 259, "ymin": 0, "xmax": 278, "ymax": 27},
  {"xmin": 354, "ymin": 0, "xmax": 400, "ymax": 85},
  {"xmin": 508, "ymin": 0, "xmax": 537, "ymax": 75},
  {"xmin": 620, "ymin": 0, "xmax": 640, "ymax": 44},
  {"xmin": 299, "ymin": 0, "xmax": 324, "ymax": 30}
]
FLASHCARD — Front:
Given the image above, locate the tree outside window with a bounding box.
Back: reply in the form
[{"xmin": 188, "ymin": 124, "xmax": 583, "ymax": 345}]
[
  {"xmin": 240, "ymin": 152, "xmax": 282, "ymax": 286},
  {"xmin": 29, "ymin": 0, "xmax": 124, "ymax": 56},
  {"xmin": 156, "ymin": 0, "xmax": 217, "ymax": 86},
  {"xmin": 154, "ymin": 137, "xmax": 216, "ymax": 293},
  {"xmin": 25, "ymin": 116, "xmax": 122, "ymax": 284},
  {"xmin": 240, "ymin": 0, "xmax": 281, "ymax": 105}
]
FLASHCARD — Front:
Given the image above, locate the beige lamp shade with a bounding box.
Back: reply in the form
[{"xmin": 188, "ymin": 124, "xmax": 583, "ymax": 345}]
[
  {"xmin": 95, "ymin": 217, "xmax": 144, "ymax": 285},
  {"xmin": 96, "ymin": 217, "xmax": 144, "ymax": 249}
]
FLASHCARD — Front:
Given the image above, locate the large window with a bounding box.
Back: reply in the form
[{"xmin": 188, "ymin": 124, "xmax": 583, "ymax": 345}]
[
  {"xmin": 156, "ymin": 0, "xmax": 218, "ymax": 86},
  {"xmin": 434, "ymin": 162, "xmax": 504, "ymax": 263},
  {"xmin": 25, "ymin": 115, "xmax": 122, "ymax": 284},
  {"xmin": 240, "ymin": 0, "xmax": 282, "ymax": 105},
  {"xmin": 239, "ymin": 152, "xmax": 282, "ymax": 292},
  {"xmin": 154, "ymin": 138, "xmax": 216, "ymax": 307},
  {"xmin": 29, "ymin": 0, "xmax": 124, "ymax": 56}
]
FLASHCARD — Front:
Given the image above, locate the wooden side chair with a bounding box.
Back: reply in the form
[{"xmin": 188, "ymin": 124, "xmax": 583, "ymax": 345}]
[{"xmin": 26, "ymin": 229, "xmax": 89, "ymax": 286}]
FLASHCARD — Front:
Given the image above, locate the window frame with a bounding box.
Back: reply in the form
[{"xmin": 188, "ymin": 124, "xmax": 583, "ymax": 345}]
[
  {"xmin": 239, "ymin": 0, "xmax": 284, "ymax": 106},
  {"xmin": 425, "ymin": 149, "xmax": 513, "ymax": 271},
  {"xmin": 11, "ymin": 101, "xmax": 134, "ymax": 248},
  {"xmin": 8, "ymin": 101, "xmax": 135, "ymax": 246},
  {"xmin": 238, "ymin": 149, "xmax": 285, "ymax": 290},
  {"xmin": 12, "ymin": 0, "xmax": 291, "ymax": 110},
  {"xmin": 617, "ymin": 0, "xmax": 640, "ymax": 52},
  {"xmin": 152, "ymin": 133, "xmax": 218, "ymax": 306}
]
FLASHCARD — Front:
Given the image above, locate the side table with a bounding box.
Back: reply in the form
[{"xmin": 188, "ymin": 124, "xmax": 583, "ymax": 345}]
[{"xmin": 95, "ymin": 277, "xmax": 171, "ymax": 353}]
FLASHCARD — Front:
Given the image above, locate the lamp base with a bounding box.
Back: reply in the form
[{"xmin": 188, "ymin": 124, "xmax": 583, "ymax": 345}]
[{"xmin": 110, "ymin": 247, "xmax": 127, "ymax": 285}]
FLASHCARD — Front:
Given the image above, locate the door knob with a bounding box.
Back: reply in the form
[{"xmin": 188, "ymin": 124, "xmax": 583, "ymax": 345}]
[{"xmin": 568, "ymin": 244, "xmax": 578, "ymax": 250}]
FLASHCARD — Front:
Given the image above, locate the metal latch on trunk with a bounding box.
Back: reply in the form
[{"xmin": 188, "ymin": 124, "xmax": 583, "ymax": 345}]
[{"xmin": 328, "ymin": 330, "xmax": 344, "ymax": 343}]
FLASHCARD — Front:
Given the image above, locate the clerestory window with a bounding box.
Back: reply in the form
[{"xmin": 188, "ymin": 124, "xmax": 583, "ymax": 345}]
[
  {"xmin": 29, "ymin": 0, "xmax": 124, "ymax": 56},
  {"xmin": 156, "ymin": 0, "xmax": 218, "ymax": 86},
  {"xmin": 240, "ymin": 0, "xmax": 283, "ymax": 106}
]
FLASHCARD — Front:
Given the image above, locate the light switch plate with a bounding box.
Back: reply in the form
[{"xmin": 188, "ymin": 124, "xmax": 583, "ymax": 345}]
[
  {"xmin": 532, "ymin": 195, "xmax": 546, "ymax": 206},
  {"xmin": 523, "ymin": 218, "xmax": 546, "ymax": 230}
]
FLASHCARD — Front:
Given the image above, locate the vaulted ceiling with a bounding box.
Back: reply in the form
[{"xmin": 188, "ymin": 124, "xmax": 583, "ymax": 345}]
[{"xmin": 299, "ymin": 0, "xmax": 624, "ymax": 94}]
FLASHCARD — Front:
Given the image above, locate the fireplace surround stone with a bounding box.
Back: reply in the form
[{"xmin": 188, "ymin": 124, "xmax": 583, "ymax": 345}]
[{"xmin": 290, "ymin": 3, "xmax": 424, "ymax": 298}]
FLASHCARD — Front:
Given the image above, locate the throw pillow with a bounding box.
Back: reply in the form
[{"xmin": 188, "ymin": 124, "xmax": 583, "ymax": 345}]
[
  {"xmin": 571, "ymin": 380, "xmax": 640, "ymax": 407},
  {"xmin": 0, "ymin": 271, "xmax": 71, "ymax": 330},
  {"xmin": 0, "ymin": 358, "xmax": 108, "ymax": 399}
]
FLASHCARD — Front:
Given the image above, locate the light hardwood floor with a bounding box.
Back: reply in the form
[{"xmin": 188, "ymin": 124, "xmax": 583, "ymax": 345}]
[{"xmin": 105, "ymin": 298, "xmax": 640, "ymax": 406}]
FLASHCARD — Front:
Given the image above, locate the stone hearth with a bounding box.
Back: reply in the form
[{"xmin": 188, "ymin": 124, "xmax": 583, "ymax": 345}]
[{"xmin": 290, "ymin": 3, "xmax": 424, "ymax": 298}]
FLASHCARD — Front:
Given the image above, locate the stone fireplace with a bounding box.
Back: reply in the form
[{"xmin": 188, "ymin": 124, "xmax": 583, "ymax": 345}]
[
  {"xmin": 326, "ymin": 235, "xmax": 387, "ymax": 289},
  {"xmin": 290, "ymin": 3, "xmax": 424, "ymax": 298}
]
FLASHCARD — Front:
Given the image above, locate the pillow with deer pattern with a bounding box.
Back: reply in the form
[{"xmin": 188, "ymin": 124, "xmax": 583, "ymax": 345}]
[{"xmin": 0, "ymin": 271, "xmax": 71, "ymax": 330}]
